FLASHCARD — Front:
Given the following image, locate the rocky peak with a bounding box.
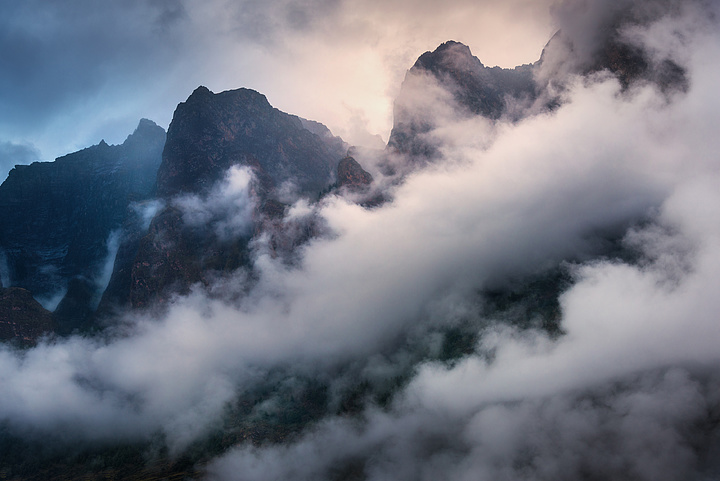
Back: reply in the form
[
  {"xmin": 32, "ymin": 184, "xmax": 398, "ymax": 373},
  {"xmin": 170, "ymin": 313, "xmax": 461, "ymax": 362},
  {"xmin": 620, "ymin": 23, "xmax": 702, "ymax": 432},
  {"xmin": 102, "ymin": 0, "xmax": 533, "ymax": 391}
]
[
  {"xmin": 128, "ymin": 86, "xmax": 348, "ymax": 309},
  {"xmin": 156, "ymin": 86, "xmax": 346, "ymax": 198},
  {"xmin": 124, "ymin": 118, "xmax": 166, "ymax": 145},
  {"xmin": 337, "ymin": 156, "xmax": 373, "ymax": 191},
  {"xmin": 535, "ymin": 5, "xmax": 689, "ymax": 95},
  {"xmin": 414, "ymin": 40, "xmax": 484, "ymax": 73},
  {"xmin": 388, "ymin": 41, "xmax": 536, "ymax": 160}
]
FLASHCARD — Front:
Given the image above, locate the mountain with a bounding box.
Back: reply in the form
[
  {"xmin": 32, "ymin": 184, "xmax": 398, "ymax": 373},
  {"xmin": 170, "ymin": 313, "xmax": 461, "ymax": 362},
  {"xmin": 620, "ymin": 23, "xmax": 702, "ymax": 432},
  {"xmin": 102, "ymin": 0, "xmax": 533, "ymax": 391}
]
[
  {"xmin": 536, "ymin": 24, "xmax": 688, "ymax": 95},
  {"xmin": 0, "ymin": 119, "xmax": 166, "ymax": 334},
  {"xmin": 123, "ymin": 87, "xmax": 350, "ymax": 309},
  {"xmin": 337, "ymin": 155, "xmax": 373, "ymax": 191},
  {"xmin": 0, "ymin": 12, "xmax": 704, "ymax": 477},
  {"xmin": 387, "ymin": 41, "xmax": 537, "ymax": 160},
  {"xmin": 156, "ymin": 86, "xmax": 346, "ymax": 198},
  {"xmin": 388, "ymin": 24, "xmax": 687, "ymax": 164}
]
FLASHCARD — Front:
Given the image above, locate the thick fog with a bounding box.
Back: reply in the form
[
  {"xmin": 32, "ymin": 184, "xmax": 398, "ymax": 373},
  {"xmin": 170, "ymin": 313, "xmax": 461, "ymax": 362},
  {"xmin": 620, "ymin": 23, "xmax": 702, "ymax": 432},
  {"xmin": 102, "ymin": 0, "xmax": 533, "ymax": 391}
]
[{"xmin": 1, "ymin": 0, "xmax": 720, "ymax": 479}]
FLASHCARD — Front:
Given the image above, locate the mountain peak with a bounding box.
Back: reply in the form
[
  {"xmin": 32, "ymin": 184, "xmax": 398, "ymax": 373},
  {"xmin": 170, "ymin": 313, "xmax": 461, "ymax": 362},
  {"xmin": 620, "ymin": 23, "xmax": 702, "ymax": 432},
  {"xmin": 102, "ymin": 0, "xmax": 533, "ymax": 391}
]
[
  {"xmin": 415, "ymin": 40, "xmax": 484, "ymax": 73},
  {"xmin": 157, "ymin": 86, "xmax": 344, "ymax": 198},
  {"xmin": 337, "ymin": 156, "xmax": 373, "ymax": 191},
  {"xmin": 190, "ymin": 85, "xmax": 213, "ymax": 97},
  {"xmin": 137, "ymin": 118, "xmax": 160, "ymax": 130},
  {"xmin": 124, "ymin": 118, "xmax": 166, "ymax": 147},
  {"xmin": 388, "ymin": 40, "xmax": 536, "ymax": 159}
]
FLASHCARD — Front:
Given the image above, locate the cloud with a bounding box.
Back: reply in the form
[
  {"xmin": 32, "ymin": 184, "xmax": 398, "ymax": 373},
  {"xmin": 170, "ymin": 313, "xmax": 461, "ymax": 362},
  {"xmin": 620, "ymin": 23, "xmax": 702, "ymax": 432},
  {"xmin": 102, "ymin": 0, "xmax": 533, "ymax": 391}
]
[
  {"xmin": 173, "ymin": 165, "xmax": 256, "ymax": 241},
  {"xmin": 209, "ymin": 368, "xmax": 716, "ymax": 481}
]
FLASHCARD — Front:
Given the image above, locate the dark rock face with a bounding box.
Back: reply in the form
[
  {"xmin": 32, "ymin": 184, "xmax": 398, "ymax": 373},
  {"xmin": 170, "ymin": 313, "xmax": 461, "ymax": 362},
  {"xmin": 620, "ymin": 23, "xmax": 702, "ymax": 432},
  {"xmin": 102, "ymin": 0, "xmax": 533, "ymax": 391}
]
[
  {"xmin": 95, "ymin": 200, "xmax": 162, "ymax": 318},
  {"xmin": 389, "ymin": 22, "xmax": 687, "ymax": 165},
  {"xmin": 129, "ymin": 87, "xmax": 347, "ymax": 308},
  {"xmin": 53, "ymin": 276, "xmax": 96, "ymax": 335},
  {"xmin": 157, "ymin": 86, "xmax": 345, "ymax": 198},
  {"xmin": 0, "ymin": 287, "xmax": 55, "ymax": 344},
  {"xmin": 387, "ymin": 41, "xmax": 536, "ymax": 160},
  {"xmin": 412, "ymin": 41, "xmax": 536, "ymax": 120},
  {"xmin": 0, "ymin": 119, "xmax": 165, "ymax": 326},
  {"xmin": 129, "ymin": 205, "xmax": 227, "ymax": 309},
  {"xmin": 337, "ymin": 156, "xmax": 373, "ymax": 191},
  {"xmin": 537, "ymin": 28, "xmax": 688, "ymax": 95}
]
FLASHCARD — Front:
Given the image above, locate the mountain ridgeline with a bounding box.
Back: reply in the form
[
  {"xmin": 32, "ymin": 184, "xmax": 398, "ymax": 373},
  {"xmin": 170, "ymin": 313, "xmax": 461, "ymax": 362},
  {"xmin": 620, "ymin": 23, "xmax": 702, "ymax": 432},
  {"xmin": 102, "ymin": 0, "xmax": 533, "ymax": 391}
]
[
  {"xmin": 387, "ymin": 28, "xmax": 686, "ymax": 163},
  {"xmin": 0, "ymin": 87, "xmax": 360, "ymax": 335},
  {"xmin": 0, "ymin": 21, "xmax": 686, "ymax": 340},
  {"xmin": 0, "ymin": 13, "xmax": 700, "ymax": 478},
  {"xmin": 127, "ymin": 86, "xmax": 350, "ymax": 309}
]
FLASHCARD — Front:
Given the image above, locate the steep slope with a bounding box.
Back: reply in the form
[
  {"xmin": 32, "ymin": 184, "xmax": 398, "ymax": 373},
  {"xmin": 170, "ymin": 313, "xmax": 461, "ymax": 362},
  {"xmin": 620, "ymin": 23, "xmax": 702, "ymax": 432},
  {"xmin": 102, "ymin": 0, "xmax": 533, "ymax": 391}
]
[
  {"xmin": 388, "ymin": 16, "xmax": 688, "ymax": 165},
  {"xmin": 536, "ymin": 13, "xmax": 688, "ymax": 95},
  {"xmin": 387, "ymin": 41, "xmax": 536, "ymax": 160},
  {"xmin": 157, "ymin": 86, "xmax": 346, "ymax": 197},
  {"xmin": 0, "ymin": 287, "xmax": 55, "ymax": 344},
  {"xmin": 0, "ymin": 119, "xmax": 166, "ymax": 332},
  {"xmin": 128, "ymin": 87, "xmax": 348, "ymax": 308},
  {"xmin": 337, "ymin": 155, "xmax": 373, "ymax": 191}
]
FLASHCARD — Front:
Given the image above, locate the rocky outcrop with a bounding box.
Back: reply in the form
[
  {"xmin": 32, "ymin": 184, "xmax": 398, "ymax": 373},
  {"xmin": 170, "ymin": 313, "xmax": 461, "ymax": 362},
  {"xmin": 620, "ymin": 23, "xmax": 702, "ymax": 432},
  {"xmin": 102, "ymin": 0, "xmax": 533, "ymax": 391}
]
[
  {"xmin": 0, "ymin": 119, "xmax": 165, "ymax": 329},
  {"xmin": 536, "ymin": 28, "xmax": 688, "ymax": 95},
  {"xmin": 0, "ymin": 287, "xmax": 55, "ymax": 344},
  {"xmin": 388, "ymin": 18, "xmax": 688, "ymax": 165},
  {"xmin": 337, "ymin": 156, "xmax": 373, "ymax": 191}
]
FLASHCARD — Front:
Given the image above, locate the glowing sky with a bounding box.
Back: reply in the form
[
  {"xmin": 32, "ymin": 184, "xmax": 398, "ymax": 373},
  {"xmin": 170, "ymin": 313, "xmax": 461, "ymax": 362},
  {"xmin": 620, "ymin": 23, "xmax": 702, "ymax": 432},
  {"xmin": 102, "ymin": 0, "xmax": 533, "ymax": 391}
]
[{"xmin": 0, "ymin": 0, "xmax": 554, "ymax": 176}]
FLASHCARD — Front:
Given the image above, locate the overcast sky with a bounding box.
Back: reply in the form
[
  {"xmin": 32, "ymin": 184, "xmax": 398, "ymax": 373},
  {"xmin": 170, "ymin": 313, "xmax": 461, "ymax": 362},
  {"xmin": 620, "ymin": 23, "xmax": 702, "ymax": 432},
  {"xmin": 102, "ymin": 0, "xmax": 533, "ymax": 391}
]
[{"xmin": 0, "ymin": 0, "xmax": 555, "ymax": 178}]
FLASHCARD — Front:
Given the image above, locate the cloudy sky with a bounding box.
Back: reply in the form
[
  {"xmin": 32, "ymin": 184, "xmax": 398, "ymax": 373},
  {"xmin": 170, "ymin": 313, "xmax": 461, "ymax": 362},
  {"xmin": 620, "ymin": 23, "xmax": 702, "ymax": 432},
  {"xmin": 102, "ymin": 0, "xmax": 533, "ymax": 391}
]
[{"xmin": 0, "ymin": 0, "xmax": 555, "ymax": 178}]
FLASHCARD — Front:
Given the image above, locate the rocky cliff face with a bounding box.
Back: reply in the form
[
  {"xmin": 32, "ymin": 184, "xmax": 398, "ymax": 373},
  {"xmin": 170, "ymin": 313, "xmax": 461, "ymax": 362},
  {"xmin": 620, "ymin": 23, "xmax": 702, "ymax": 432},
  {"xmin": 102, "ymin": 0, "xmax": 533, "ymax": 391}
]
[
  {"xmin": 337, "ymin": 156, "xmax": 373, "ymax": 191},
  {"xmin": 127, "ymin": 87, "xmax": 349, "ymax": 308},
  {"xmin": 0, "ymin": 119, "xmax": 165, "ymax": 333},
  {"xmin": 387, "ymin": 41, "xmax": 536, "ymax": 160},
  {"xmin": 157, "ymin": 86, "xmax": 346, "ymax": 198},
  {"xmin": 388, "ymin": 20, "xmax": 687, "ymax": 165},
  {"xmin": 533, "ymin": 28, "xmax": 689, "ymax": 96},
  {"xmin": 0, "ymin": 287, "xmax": 55, "ymax": 344}
]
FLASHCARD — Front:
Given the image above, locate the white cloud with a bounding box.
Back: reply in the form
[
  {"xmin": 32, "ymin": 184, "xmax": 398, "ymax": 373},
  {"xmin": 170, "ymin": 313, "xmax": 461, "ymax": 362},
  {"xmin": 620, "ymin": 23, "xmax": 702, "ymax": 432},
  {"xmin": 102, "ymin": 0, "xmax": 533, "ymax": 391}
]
[{"xmin": 173, "ymin": 165, "xmax": 256, "ymax": 241}]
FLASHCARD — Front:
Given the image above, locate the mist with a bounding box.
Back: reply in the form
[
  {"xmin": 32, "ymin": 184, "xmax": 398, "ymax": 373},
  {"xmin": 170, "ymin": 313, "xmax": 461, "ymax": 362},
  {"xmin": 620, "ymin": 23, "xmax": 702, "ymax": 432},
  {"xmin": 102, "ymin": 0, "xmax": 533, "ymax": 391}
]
[{"xmin": 1, "ymin": 0, "xmax": 720, "ymax": 479}]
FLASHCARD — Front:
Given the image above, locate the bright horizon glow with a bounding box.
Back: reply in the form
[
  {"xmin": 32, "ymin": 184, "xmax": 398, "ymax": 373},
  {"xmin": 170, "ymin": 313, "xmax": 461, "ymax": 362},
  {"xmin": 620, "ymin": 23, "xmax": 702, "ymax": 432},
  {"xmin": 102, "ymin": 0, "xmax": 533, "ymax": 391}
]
[{"xmin": 0, "ymin": 0, "xmax": 554, "ymax": 175}]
